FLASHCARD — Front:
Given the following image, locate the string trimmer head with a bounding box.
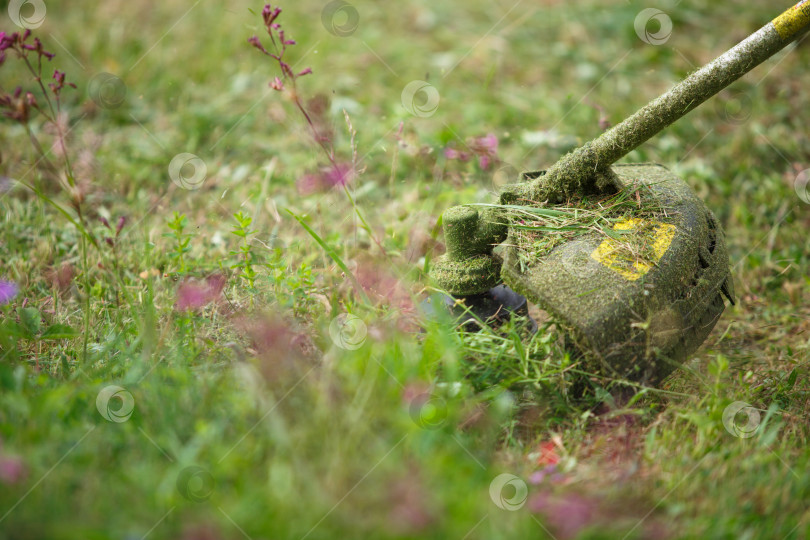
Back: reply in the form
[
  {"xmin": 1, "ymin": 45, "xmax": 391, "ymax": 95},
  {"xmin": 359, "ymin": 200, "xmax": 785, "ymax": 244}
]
[
  {"xmin": 431, "ymin": 2, "xmax": 810, "ymax": 384},
  {"xmin": 501, "ymin": 164, "xmax": 733, "ymax": 384}
]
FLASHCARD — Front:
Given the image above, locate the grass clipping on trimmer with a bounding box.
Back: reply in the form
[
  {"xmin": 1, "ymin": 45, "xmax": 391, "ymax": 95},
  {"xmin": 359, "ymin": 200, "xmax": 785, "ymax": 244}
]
[{"xmin": 485, "ymin": 183, "xmax": 675, "ymax": 278}]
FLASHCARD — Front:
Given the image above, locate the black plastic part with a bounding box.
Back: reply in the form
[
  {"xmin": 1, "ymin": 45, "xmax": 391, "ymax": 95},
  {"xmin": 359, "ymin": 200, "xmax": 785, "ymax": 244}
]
[{"xmin": 424, "ymin": 284, "xmax": 537, "ymax": 332}]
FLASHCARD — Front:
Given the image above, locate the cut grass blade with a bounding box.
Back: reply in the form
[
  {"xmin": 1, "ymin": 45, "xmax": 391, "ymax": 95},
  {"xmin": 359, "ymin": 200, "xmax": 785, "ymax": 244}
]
[
  {"xmin": 482, "ymin": 184, "xmax": 671, "ymax": 270},
  {"xmin": 286, "ymin": 208, "xmax": 370, "ymax": 304}
]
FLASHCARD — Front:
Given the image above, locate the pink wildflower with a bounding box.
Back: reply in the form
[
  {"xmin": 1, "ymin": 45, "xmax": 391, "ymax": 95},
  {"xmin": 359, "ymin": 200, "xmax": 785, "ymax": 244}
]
[
  {"xmin": 444, "ymin": 133, "xmax": 500, "ymax": 170},
  {"xmin": 175, "ymin": 274, "xmax": 226, "ymax": 311}
]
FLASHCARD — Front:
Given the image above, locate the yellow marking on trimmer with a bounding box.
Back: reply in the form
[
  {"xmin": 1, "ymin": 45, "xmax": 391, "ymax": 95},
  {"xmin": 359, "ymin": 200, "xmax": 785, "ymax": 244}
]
[
  {"xmin": 773, "ymin": 1, "xmax": 810, "ymax": 40},
  {"xmin": 590, "ymin": 218, "xmax": 676, "ymax": 281}
]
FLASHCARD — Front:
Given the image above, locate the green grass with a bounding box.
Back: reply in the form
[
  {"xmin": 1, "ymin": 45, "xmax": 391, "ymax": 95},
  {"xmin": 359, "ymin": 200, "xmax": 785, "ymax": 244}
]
[
  {"xmin": 490, "ymin": 181, "xmax": 669, "ymax": 271},
  {"xmin": 1, "ymin": 0, "xmax": 809, "ymax": 539}
]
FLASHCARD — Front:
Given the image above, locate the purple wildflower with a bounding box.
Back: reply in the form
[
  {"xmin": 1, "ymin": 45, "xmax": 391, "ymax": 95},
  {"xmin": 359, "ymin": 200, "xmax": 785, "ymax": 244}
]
[
  {"xmin": 0, "ymin": 87, "xmax": 31, "ymax": 123},
  {"xmin": 48, "ymin": 69, "xmax": 76, "ymax": 97},
  {"xmin": 0, "ymin": 32, "xmax": 11, "ymax": 51},
  {"xmin": 444, "ymin": 147, "xmax": 470, "ymax": 161},
  {"xmin": 324, "ymin": 162, "xmax": 353, "ymax": 187},
  {"xmin": 0, "ymin": 281, "xmax": 18, "ymax": 304},
  {"xmin": 22, "ymin": 37, "xmax": 54, "ymax": 60},
  {"xmin": 248, "ymin": 35, "xmax": 269, "ymax": 55},
  {"xmin": 528, "ymin": 464, "xmax": 560, "ymax": 485},
  {"xmin": 470, "ymin": 133, "xmax": 499, "ymax": 169},
  {"xmin": 175, "ymin": 274, "xmax": 226, "ymax": 311},
  {"xmin": 0, "ymin": 454, "xmax": 26, "ymax": 485},
  {"xmin": 444, "ymin": 133, "xmax": 500, "ymax": 170},
  {"xmin": 297, "ymin": 163, "xmax": 354, "ymax": 194},
  {"xmin": 528, "ymin": 492, "xmax": 597, "ymax": 540},
  {"xmin": 269, "ymin": 76, "xmax": 284, "ymax": 91},
  {"xmin": 262, "ymin": 5, "xmax": 282, "ymax": 27},
  {"xmin": 250, "ymin": 4, "xmax": 311, "ymax": 90}
]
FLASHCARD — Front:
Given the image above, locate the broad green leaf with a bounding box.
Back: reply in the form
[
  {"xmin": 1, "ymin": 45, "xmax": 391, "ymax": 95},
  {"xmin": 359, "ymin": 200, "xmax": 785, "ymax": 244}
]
[
  {"xmin": 41, "ymin": 324, "xmax": 80, "ymax": 340},
  {"xmin": 1, "ymin": 320, "xmax": 30, "ymax": 339},
  {"xmin": 20, "ymin": 308, "xmax": 41, "ymax": 337}
]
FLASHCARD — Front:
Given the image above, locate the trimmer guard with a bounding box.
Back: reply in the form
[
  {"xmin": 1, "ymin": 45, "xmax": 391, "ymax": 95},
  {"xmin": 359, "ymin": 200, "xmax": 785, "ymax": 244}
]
[{"xmin": 501, "ymin": 164, "xmax": 735, "ymax": 384}]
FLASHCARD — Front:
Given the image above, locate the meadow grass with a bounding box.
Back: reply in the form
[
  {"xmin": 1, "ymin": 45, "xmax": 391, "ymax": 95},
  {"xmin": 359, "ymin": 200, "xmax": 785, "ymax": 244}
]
[{"xmin": 0, "ymin": 0, "xmax": 809, "ymax": 539}]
